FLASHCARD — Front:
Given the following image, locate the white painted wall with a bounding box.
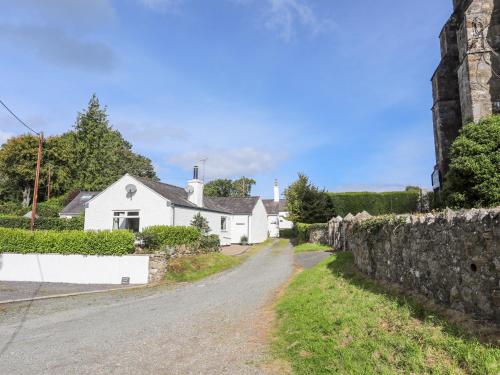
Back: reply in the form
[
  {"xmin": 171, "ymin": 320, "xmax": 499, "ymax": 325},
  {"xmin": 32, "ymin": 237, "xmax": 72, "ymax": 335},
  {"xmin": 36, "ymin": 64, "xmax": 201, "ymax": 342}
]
[
  {"xmin": 0, "ymin": 253, "xmax": 149, "ymax": 285},
  {"xmin": 85, "ymin": 175, "xmax": 172, "ymax": 231},
  {"xmin": 173, "ymin": 207, "xmax": 232, "ymax": 246},
  {"xmin": 249, "ymin": 199, "xmax": 269, "ymax": 244},
  {"xmin": 268, "ymin": 215, "xmax": 279, "ymax": 238},
  {"xmin": 231, "ymin": 215, "xmax": 249, "ymax": 244},
  {"xmin": 278, "ymin": 211, "xmax": 294, "ymax": 229}
]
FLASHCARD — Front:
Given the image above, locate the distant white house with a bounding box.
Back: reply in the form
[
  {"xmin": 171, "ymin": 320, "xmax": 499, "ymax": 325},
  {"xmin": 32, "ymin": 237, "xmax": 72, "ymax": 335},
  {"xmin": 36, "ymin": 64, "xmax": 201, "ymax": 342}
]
[
  {"xmin": 61, "ymin": 167, "xmax": 269, "ymax": 245},
  {"xmin": 263, "ymin": 180, "xmax": 293, "ymax": 237}
]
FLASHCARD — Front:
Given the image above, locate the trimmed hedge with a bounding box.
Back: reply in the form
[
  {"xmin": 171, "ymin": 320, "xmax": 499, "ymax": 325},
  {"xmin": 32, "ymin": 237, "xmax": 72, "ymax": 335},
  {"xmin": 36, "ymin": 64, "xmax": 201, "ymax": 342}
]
[
  {"xmin": 0, "ymin": 228, "xmax": 135, "ymax": 255},
  {"xmin": 329, "ymin": 191, "xmax": 420, "ymax": 217},
  {"xmin": 279, "ymin": 228, "xmax": 295, "ymax": 239},
  {"xmin": 0, "ymin": 215, "xmax": 84, "ymax": 231},
  {"xmin": 139, "ymin": 226, "xmax": 202, "ymax": 250},
  {"xmin": 293, "ymin": 223, "xmax": 328, "ymax": 244}
]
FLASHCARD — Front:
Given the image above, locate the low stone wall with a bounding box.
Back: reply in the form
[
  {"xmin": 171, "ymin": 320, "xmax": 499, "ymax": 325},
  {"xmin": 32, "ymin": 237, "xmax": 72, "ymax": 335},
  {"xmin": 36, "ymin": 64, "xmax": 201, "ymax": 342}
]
[
  {"xmin": 308, "ymin": 227, "xmax": 329, "ymax": 245},
  {"xmin": 146, "ymin": 244, "xmax": 221, "ymax": 283},
  {"xmin": 328, "ymin": 208, "xmax": 500, "ymax": 323}
]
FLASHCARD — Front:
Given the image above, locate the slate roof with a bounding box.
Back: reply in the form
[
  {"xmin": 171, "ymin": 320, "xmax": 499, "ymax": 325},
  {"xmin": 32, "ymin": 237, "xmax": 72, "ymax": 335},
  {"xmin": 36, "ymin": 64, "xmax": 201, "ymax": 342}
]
[
  {"xmin": 67, "ymin": 176, "xmax": 261, "ymax": 215},
  {"xmin": 262, "ymin": 199, "xmax": 288, "ymax": 215},
  {"xmin": 60, "ymin": 191, "xmax": 99, "ymax": 216},
  {"xmin": 135, "ymin": 177, "xmax": 199, "ymax": 209},
  {"xmin": 204, "ymin": 196, "xmax": 260, "ymax": 215}
]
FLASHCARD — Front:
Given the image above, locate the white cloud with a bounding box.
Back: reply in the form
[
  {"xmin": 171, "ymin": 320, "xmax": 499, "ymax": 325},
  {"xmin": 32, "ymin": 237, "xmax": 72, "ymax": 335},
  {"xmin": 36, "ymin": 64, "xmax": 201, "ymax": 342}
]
[
  {"xmin": 232, "ymin": 0, "xmax": 333, "ymax": 41},
  {"xmin": 168, "ymin": 147, "xmax": 286, "ymax": 179},
  {"xmin": 139, "ymin": 0, "xmax": 184, "ymax": 13}
]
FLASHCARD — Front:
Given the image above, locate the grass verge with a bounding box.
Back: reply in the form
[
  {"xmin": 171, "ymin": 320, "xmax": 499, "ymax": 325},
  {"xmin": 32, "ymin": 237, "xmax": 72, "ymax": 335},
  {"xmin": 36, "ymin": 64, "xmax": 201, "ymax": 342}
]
[
  {"xmin": 294, "ymin": 243, "xmax": 332, "ymax": 253},
  {"xmin": 272, "ymin": 252, "xmax": 499, "ymax": 375},
  {"xmin": 165, "ymin": 253, "xmax": 242, "ymax": 283}
]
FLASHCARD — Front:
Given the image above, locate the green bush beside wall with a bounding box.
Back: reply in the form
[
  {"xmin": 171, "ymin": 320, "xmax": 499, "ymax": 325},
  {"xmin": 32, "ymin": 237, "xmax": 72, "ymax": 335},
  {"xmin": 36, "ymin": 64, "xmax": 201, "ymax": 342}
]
[
  {"xmin": 139, "ymin": 226, "xmax": 202, "ymax": 250},
  {"xmin": 0, "ymin": 228, "xmax": 135, "ymax": 255},
  {"xmin": 329, "ymin": 191, "xmax": 420, "ymax": 217},
  {"xmin": 279, "ymin": 228, "xmax": 295, "ymax": 239},
  {"xmin": 0, "ymin": 215, "xmax": 84, "ymax": 230}
]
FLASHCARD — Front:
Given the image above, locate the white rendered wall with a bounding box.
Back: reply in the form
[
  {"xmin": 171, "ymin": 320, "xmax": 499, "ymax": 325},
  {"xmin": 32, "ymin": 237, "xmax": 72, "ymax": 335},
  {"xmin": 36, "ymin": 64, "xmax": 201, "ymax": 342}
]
[
  {"xmin": 278, "ymin": 211, "xmax": 294, "ymax": 229},
  {"xmin": 85, "ymin": 175, "xmax": 172, "ymax": 231},
  {"xmin": 231, "ymin": 215, "xmax": 249, "ymax": 244},
  {"xmin": 268, "ymin": 215, "xmax": 279, "ymax": 238},
  {"xmin": 173, "ymin": 207, "xmax": 232, "ymax": 246},
  {"xmin": 0, "ymin": 253, "xmax": 149, "ymax": 285},
  {"xmin": 249, "ymin": 199, "xmax": 269, "ymax": 244}
]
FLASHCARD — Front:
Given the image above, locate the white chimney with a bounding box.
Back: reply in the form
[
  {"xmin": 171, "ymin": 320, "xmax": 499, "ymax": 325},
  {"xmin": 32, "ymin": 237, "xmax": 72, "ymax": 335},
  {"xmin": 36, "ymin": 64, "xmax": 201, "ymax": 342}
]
[
  {"xmin": 274, "ymin": 179, "xmax": 280, "ymax": 203},
  {"xmin": 187, "ymin": 166, "xmax": 204, "ymax": 207}
]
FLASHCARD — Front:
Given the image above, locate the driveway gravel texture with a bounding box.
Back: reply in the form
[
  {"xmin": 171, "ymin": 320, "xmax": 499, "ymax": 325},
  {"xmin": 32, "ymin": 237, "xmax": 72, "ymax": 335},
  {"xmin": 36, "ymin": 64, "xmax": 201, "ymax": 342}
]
[{"xmin": 0, "ymin": 241, "xmax": 294, "ymax": 375}]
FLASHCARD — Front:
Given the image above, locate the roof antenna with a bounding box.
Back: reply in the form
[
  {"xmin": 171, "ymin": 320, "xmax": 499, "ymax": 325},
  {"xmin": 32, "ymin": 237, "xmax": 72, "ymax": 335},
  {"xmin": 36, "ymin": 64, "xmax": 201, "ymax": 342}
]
[{"xmin": 200, "ymin": 158, "xmax": 208, "ymax": 182}]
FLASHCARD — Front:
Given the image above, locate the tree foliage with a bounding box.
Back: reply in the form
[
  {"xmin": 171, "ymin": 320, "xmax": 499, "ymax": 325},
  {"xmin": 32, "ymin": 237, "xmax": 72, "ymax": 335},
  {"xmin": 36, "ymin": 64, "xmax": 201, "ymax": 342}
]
[
  {"xmin": 70, "ymin": 94, "xmax": 157, "ymax": 190},
  {"xmin": 204, "ymin": 179, "xmax": 233, "ymax": 197},
  {"xmin": 204, "ymin": 177, "xmax": 256, "ymax": 197},
  {"xmin": 284, "ymin": 174, "xmax": 334, "ymax": 223},
  {"xmin": 443, "ymin": 115, "xmax": 500, "ymax": 208},
  {"xmin": 190, "ymin": 212, "xmax": 211, "ymax": 234},
  {"xmin": 0, "ymin": 94, "xmax": 158, "ymax": 203}
]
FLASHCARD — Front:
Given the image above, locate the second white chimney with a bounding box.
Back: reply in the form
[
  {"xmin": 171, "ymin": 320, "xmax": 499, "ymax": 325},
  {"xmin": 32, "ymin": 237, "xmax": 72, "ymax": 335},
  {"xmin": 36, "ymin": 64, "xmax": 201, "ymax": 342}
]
[
  {"xmin": 274, "ymin": 179, "xmax": 280, "ymax": 203},
  {"xmin": 187, "ymin": 166, "xmax": 204, "ymax": 207}
]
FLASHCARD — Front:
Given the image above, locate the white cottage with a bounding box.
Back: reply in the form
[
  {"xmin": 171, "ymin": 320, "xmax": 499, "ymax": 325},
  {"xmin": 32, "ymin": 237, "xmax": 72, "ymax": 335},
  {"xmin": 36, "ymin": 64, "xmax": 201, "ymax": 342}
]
[
  {"xmin": 62, "ymin": 167, "xmax": 269, "ymax": 245},
  {"xmin": 263, "ymin": 180, "xmax": 293, "ymax": 237}
]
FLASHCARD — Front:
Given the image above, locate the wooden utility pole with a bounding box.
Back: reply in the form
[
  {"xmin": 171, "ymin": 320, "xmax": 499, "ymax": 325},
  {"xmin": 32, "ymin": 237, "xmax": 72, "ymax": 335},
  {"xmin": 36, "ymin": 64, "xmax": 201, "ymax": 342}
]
[{"xmin": 30, "ymin": 132, "xmax": 44, "ymax": 231}]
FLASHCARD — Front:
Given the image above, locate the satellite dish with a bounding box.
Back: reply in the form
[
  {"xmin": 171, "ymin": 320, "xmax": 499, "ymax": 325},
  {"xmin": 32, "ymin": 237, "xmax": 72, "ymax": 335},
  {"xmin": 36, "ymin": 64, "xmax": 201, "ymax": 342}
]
[
  {"xmin": 185, "ymin": 185, "xmax": 194, "ymax": 194},
  {"xmin": 125, "ymin": 184, "xmax": 137, "ymax": 195}
]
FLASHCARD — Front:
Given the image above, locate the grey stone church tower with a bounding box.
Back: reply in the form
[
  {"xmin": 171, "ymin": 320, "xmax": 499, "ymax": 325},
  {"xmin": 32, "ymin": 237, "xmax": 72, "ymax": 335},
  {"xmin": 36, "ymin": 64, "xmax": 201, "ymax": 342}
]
[{"xmin": 431, "ymin": 0, "xmax": 499, "ymax": 188}]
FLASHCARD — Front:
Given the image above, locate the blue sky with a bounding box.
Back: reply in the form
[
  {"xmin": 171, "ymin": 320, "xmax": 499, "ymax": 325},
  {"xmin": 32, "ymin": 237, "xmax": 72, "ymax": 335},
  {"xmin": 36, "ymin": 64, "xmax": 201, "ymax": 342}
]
[{"xmin": 0, "ymin": 0, "xmax": 452, "ymax": 197}]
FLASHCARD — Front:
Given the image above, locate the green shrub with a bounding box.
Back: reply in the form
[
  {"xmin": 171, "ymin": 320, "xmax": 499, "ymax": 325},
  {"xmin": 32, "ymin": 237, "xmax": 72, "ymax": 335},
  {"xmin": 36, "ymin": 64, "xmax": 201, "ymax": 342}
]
[
  {"xmin": 443, "ymin": 115, "xmax": 500, "ymax": 208},
  {"xmin": 37, "ymin": 197, "xmax": 66, "ymax": 217},
  {"xmin": 0, "ymin": 228, "xmax": 135, "ymax": 255},
  {"xmin": 279, "ymin": 228, "xmax": 295, "ymax": 239},
  {"xmin": 0, "ymin": 215, "xmax": 84, "ymax": 230},
  {"xmin": 198, "ymin": 234, "xmax": 220, "ymax": 252},
  {"xmin": 139, "ymin": 226, "xmax": 202, "ymax": 250},
  {"xmin": 296, "ymin": 223, "xmax": 312, "ymax": 244},
  {"xmin": 329, "ymin": 191, "xmax": 420, "ymax": 217},
  {"xmin": 0, "ymin": 201, "xmax": 26, "ymax": 216}
]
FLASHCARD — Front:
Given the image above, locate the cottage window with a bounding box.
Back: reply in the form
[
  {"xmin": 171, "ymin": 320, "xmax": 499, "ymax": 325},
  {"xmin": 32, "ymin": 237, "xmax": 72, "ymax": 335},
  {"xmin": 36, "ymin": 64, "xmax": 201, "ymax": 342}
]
[
  {"xmin": 113, "ymin": 211, "xmax": 140, "ymax": 232},
  {"xmin": 221, "ymin": 217, "xmax": 227, "ymax": 231}
]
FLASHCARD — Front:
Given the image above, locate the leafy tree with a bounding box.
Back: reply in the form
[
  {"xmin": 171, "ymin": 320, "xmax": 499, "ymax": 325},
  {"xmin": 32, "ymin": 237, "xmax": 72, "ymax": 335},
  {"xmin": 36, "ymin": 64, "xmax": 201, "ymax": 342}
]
[
  {"xmin": 0, "ymin": 134, "xmax": 74, "ymax": 205},
  {"xmin": 232, "ymin": 177, "xmax": 256, "ymax": 197},
  {"xmin": 204, "ymin": 177, "xmax": 256, "ymax": 197},
  {"xmin": 70, "ymin": 94, "xmax": 157, "ymax": 191},
  {"xmin": 190, "ymin": 212, "xmax": 211, "ymax": 234},
  {"xmin": 204, "ymin": 179, "xmax": 234, "ymax": 197},
  {"xmin": 0, "ymin": 94, "xmax": 158, "ymax": 203},
  {"xmin": 0, "ymin": 134, "xmax": 39, "ymax": 205},
  {"xmin": 284, "ymin": 173, "xmax": 335, "ymax": 223},
  {"xmin": 443, "ymin": 115, "xmax": 500, "ymax": 208}
]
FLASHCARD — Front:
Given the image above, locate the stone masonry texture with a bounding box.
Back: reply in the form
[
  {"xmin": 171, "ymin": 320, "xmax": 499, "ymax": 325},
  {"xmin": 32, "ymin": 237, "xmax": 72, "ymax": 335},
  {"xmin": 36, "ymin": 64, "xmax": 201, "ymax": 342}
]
[
  {"xmin": 432, "ymin": 0, "xmax": 500, "ymax": 179},
  {"xmin": 328, "ymin": 208, "xmax": 500, "ymax": 323}
]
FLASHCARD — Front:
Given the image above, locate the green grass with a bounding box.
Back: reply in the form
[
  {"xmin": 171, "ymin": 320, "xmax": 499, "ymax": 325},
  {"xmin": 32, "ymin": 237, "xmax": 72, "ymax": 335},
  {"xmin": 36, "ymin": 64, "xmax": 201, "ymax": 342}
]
[
  {"xmin": 273, "ymin": 252, "xmax": 500, "ymax": 375},
  {"xmin": 165, "ymin": 253, "xmax": 242, "ymax": 282},
  {"xmin": 294, "ymin": 243, "xmax": 332, "ymax": 253}
]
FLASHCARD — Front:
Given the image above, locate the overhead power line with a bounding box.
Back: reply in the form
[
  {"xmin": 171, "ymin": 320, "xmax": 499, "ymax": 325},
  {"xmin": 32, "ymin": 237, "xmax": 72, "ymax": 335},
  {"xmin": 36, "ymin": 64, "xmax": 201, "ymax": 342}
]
[{"xmin": 0, "ymin": 99, "xmax": 40, "ymax": 135}]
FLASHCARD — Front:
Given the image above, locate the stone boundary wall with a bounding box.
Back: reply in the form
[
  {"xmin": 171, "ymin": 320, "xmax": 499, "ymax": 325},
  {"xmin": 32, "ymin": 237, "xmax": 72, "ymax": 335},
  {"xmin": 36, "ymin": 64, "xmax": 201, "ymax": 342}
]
[
  {"xmin": 328, "ymin": 208, "xmax": 500, "ymax": 323},
  {"xmin": 146, "ymin": 245, "xmax": 221, "ymax": 283}
]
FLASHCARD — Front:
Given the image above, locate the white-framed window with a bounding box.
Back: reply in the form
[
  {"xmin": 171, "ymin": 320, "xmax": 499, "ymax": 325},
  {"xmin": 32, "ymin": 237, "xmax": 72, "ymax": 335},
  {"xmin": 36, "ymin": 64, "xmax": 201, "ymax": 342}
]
[
  {"xmin": 221, "ymin": 216, "xmax": 228, "ymax": 231},
  {"xmin": 113, "ymin": 211, "xmax": 140, "ymax": 232}
]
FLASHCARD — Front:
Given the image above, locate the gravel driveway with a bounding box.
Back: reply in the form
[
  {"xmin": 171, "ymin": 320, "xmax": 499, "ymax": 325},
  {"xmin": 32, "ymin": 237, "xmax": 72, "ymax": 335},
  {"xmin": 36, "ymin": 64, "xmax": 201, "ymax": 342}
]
[{"xmin": 0, "ymin": 241, "xmax": 294, "ymax": 375}]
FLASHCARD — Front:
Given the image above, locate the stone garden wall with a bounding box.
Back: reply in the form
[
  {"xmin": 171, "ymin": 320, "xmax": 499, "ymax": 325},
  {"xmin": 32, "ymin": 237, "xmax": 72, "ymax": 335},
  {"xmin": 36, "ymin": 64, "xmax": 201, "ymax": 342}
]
[{"xmin": 328, "ymin": 208, "xmax": 500, "ymax": 323}]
